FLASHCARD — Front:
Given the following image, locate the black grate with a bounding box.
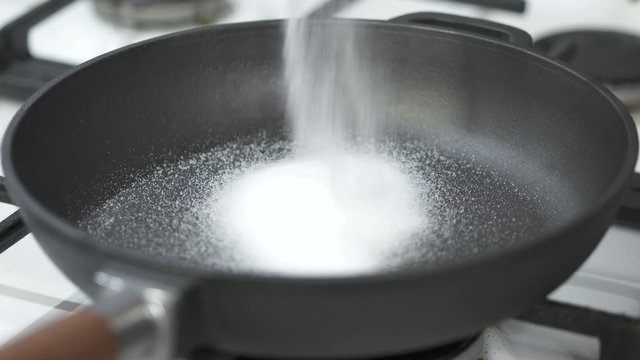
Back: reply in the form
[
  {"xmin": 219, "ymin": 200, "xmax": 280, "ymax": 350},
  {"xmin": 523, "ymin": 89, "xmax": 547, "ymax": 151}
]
[
  {"xmin": 0, "ymin": 0, "xmax": 74, "ymax": 100},
  {"xmin": 0, "ymin": 176, "xmax": 28, "ymax": 253},
  {"xmin": 518, "ymin": 300, "xmax": 640, "ymax": 360},
  {"xmin": 616, "ymin": 174, "xmax": 640, "ymax": 227}
]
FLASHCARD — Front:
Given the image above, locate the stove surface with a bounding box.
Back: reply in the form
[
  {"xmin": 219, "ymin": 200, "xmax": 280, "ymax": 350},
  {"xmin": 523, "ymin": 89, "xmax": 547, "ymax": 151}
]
[{"xmin": 0, "ymin": 1, "xmax": 640, "ymax": 359}]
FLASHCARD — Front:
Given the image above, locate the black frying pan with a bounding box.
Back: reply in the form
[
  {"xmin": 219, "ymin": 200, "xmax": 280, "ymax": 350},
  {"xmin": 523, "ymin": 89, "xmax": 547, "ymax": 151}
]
[{"xmin": 0, "ymin": 13, "xmax": 636, "ymax": 360}]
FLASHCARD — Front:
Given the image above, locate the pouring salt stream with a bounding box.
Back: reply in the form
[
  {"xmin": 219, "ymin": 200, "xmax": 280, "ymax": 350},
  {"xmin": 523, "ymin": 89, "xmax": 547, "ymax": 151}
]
[
  {"xmin": 218, "ymin": 5, "xmax": 424, "ymax": 275},
  {"xmin": 79, "ymin": 3, "xmax": 550, "ymax": 277}
]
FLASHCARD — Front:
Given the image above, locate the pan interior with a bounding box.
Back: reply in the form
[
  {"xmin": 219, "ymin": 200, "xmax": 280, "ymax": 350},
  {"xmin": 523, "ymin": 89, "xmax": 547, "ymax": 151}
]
[{"xmin": 76, "ymin": 128, "xmax": 565, "ymax": 277}]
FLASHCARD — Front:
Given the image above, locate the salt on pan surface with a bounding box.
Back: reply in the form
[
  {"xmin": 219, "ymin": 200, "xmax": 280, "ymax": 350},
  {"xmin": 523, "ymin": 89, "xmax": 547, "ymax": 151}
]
[
  {"xmin": 218, "ymin": 152, "xmax": 424, "ymax": 275},
  {"xmin": 79, "ymin": 135, "xmax": 552, "ymax": 276}
]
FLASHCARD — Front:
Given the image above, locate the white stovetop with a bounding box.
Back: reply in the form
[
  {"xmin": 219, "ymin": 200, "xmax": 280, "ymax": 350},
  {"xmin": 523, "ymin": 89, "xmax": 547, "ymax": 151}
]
[{"xmin": 1, "ymin": 1, "xmax": 640, "ymax": 359}]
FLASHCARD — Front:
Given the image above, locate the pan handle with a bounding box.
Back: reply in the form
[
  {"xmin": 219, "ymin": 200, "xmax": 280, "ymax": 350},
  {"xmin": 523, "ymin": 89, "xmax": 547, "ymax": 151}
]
[
  {"xmin": 390, "ymin": 12, "xmax": 533, "ymax": 49},
  {"xmin": 0, "ymin": 268, "xmax": 184, "ymax": 360},
  {"xmin": 0, "ymin": 310, "xmax": 117, "ymax": 360}
]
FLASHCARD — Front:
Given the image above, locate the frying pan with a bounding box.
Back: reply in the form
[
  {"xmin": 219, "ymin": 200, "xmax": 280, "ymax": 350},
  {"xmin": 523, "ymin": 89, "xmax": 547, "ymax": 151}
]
[{"xmin": 0, "ymin": 12, "xmax": 637, "ymax": 360}]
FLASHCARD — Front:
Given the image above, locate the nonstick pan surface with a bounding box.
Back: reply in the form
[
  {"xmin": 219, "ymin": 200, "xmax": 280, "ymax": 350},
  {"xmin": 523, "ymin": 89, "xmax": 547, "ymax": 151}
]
[
  {"xmin": 1, "ymin": 15, "xmax": 636, "ymax": 359},
  {"xmin": 75, "ymin": 129, "xmax": 563, "ymax": 276}
]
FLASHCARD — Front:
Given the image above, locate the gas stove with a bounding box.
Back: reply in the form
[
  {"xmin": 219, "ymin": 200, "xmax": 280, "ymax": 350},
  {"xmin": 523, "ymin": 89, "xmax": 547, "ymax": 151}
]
[{"xmin": 1, "ymin": 1, "xmax": 640, "ymax": 359}]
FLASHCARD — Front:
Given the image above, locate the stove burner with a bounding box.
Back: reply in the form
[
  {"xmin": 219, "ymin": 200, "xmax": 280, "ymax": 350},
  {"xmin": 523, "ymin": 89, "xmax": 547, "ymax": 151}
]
[
  {"xmin": 534, "ymin": 30, "xmax": 640, "ymax": 108},
  {"xmin": 187, "ymin": 336, "xmax": 480, "ymax": 360}
]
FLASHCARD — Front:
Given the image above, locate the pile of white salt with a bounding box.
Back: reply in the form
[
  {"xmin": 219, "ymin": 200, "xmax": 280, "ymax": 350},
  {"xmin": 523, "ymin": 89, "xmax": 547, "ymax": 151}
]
[{"xmin": 219, "ymin": 153, "xmax": 423, "ymax": 275}]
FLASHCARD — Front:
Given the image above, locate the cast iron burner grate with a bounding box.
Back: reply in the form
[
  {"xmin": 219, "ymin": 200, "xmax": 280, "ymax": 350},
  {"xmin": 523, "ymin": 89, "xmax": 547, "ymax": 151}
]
[
  {"xmin": 535, "ymin": 30, "xmax": 640, "ymax": 109},
  {"xmin": 0, "ymin": 0, "xmax": 74, "ymax": 101},
  {"xmin": 0, "ymin": 2, "xmax": 640, "ymax": 360}
]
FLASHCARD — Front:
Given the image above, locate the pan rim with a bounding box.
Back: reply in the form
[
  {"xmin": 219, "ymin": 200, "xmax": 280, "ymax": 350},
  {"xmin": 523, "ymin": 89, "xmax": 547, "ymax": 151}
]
[{"xmin": 2, "ymin": 18, "xmax": 637, "ymax": 286}]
